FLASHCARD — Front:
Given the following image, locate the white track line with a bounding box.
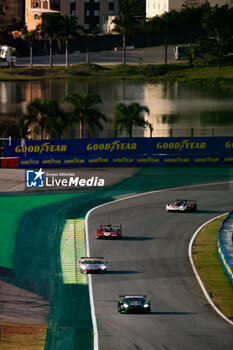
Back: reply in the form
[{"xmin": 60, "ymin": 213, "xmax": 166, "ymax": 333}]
[{"xmin": 85, "ymin": 180, "xmax": 233, "ymax": 350}]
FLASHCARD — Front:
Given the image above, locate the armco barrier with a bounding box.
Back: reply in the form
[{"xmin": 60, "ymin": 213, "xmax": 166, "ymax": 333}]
[{"xmin": 218, "ymin": 213, "xmax": 233, "ymax": 283}]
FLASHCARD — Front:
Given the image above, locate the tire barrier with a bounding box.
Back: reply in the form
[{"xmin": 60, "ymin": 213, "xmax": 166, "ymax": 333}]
[{"xmin": 218, "ymin": 212, "xmax": 233, "ymax": 283}]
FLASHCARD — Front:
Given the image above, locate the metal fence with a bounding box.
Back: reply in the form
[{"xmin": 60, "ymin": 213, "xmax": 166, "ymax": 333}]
[{"xmin": 63, "ymin": 127, "xmax": 233, "ymax": 139}]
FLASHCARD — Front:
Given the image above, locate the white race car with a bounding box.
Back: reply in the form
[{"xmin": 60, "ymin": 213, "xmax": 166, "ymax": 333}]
[
  {"xmin": 79, "ymin": 257, "xmax": 108, "ymax": 273},
  {"xmin": 166, "ymin": 199, "xmax": 197, "ymax": 212}
]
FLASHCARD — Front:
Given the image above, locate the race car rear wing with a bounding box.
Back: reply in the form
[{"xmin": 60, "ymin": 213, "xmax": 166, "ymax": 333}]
[
  {"xmin": 100, "ymin": 224, "xmax": 122, "ymax": 228},
  {"xmin": 176, "ymin": 199, "xmax": 197, "ymax": 202},
  {"xmin": 81, "ymin": 257, "xmax": 105, "ymax": 259},
  {"xmin": 118, "ymin": 295, "xmax": 147, "ymax": 298}
]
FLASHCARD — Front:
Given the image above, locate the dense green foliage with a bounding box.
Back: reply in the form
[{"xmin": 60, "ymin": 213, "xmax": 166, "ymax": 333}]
[
  {"xmin": 18, "ymin": 97, "xmax": 67, "ymax": 139},
  {"xmin": 119, "ymin": 0, "xmax": 145, "ymax": 16},
  {"xmin": 0, "ymin": 116, "xmax": 20, "ymax": 139},
  {"xmin": 114, "ymin": 102, "xmax": 150, "ymax": 137},
  {"xmin": 142, "ymin": 4, "xmax": 233, "ymax": 66},
  {"xmin": 62, "ymin": 92, "xmax": 107, "ymax": 139}
]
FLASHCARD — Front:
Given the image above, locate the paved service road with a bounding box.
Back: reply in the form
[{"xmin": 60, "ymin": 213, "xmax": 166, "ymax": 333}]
[
  {"xmin": 16, "ymin": 47, "xmax": 176, "ymax": 66},
  {"xmin": 88, "ymin": 183, "xmax": 233, "ymax": 350}
]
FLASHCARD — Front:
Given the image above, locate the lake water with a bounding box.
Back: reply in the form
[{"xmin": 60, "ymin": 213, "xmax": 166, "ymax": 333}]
[{"xmin": 1, "ymin": 79, "xmax": 233, "ymax": 138}]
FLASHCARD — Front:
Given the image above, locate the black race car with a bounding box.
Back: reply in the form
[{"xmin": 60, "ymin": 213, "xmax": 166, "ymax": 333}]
[{"xmin": 117, "ymin": 295, "xmax": 151, "ymax": 314}]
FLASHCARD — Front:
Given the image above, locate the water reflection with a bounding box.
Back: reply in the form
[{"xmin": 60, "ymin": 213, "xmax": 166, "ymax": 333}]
[{"xmin": 0, "ymin": 80, "xmax": 233, "ymax": 138}]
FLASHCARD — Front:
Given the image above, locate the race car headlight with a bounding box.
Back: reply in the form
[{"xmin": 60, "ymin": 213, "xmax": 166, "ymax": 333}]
[
  {"xmin": 123, "ymin": 303, "xmax": 128, "ymax": 308},
  {"xmin": 101, "ymin": 265, "xmax": 106, "ymax": 270},
  {"xmin": 143, "ymin": 303, "xmax": 149, "ymax": 308}
]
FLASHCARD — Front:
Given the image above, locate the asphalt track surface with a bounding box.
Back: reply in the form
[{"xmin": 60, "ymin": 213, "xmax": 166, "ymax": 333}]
[
  {"xmin": 16, "ymin": 47, "xmax": 176, "ymax": 66},
  {"xmin": 88, "ymin": 183, "xmax": 233, "ymax": 350}
]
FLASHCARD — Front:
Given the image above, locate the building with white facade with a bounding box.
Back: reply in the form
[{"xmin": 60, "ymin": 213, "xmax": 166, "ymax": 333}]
[
  {"xmin": 25, "ymin": 0, "xmax": 119, "ymax": 32},
  {"xmin": 146, "ymin": 0, "xmax": 233, "ymax": 17}
]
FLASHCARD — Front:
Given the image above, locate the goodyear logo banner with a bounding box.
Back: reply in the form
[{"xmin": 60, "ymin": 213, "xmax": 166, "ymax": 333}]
[
  {"xmin": 4, "ymin": 137, "xmax": 233, "ymax": 158},
  {"xmin": 17, "ymin": 153, "xmax": 233, "ymax": 168}
]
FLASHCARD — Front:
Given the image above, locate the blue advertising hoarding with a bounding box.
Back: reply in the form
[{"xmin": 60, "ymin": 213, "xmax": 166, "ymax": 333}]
[
  {"xmin": 17, "ymin": 153, "xmax": 233, "ymax": 168},
  {"xmin": 4, "ymin": 137, "xmax": 233, "ymax": 167},
  {"xmin": 4, "ymin": 137, "xmax": 233, "ymax": 158}
]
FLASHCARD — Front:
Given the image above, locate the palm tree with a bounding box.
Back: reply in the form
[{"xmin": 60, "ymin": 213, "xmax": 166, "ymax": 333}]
[
  {"xmin": 18, "ymin": 97, "xmax": 68, "ymax": 139},
  {"xmin": 150, "ymin": 11, "xmax": 179, "ymax": 66},
  {"xmin": 60, "ymin": 15, "xmax": 83, "ymax": 67},
  {"xmin": 111, "ymin": 12, "xmax": 135, "ymax": 64},
  {"xmin": 62, "ymin": 92, "xmax": 107, "ymax": 139},
  {"xmin": 37, "ymin": 13, "xmax": 61, "ymax": 67},
  {"xmin": 22, "ymin": 28, "xmax": 38, "ymax": 67},
  {"xmin": 184, "ymin": 44, "xmax": 199, "ymax": 68},
  {"xmin": 114, "ymin": 102, "xmax": 150, "ymax": 137}
]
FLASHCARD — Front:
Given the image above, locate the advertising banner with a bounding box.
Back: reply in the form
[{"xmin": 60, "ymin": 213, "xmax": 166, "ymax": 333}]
[
  {"xmin": 17, "ymin": 153, "xmax": 233, "ymax": 168},
  {"xmin": 4, "ymin": 137, "xmax": 233, "ymax": 158}
]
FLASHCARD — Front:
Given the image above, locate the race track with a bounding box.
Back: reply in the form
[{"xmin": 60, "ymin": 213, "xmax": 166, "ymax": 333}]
[{"xmin": 88, "ymin": 183, "xmax": 233, "ymax": 350}]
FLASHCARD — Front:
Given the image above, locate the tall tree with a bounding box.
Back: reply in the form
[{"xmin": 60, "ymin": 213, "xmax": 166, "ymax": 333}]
[
  {"xmin": 22, "ymin": 29, "xmax": 38, "ymax": 67},
  {"xmin": 114, "ymin": 102, "xmax": 150, "ymax": 137},
  {"xmin": 0, "ymin": 16, "xmax": 21, "ymax": 43},
  {"xmin": 60, "ymin": 15, "xmax": 83, "ymax": 67},
  {"xmin": 62, "ymin": 92, "xmax": 107, "ymax": 139},
  {"xmin": 112, "ymin": 13, "xmax": 135, "ymax": 64},
  {"xmin": 18, "ymin": 97, "xmax": 67, "ymax": 139},
  {"xmin": 179, "ymin": 5, "xmax": 210, "ymax": 42},
  {"xmin": 37, "ymin": 13, "xmax": 62, "ymax": 67},
  {"xmin": 150, "ymin": 10, "xmax": 180, "ymax": 66},
  {"xmin": 0, "ymin": 116, "xmax": 20, "ymax": 139},
  {"xmin": 119, "ymin": 0, "xmax": 145, "ymax": 17},
  {"xmin": 202, "ymin": 5, "xmax": 233, "ymax": 69}
]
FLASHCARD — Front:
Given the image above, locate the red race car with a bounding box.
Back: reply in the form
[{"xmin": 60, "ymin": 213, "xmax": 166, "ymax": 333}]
[{"xmin": 96, "ymin": 224, "xmax": 122, "ymax": 239}]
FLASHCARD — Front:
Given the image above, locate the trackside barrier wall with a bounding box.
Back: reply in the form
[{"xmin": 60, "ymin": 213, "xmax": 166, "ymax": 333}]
[
  {"xmin": 4, "ymin": 137, "xmax": 233, "ymax": 157},
  {"xmin": 3, "ymin": 137, "xmax": 233, "ymax": 167},
  {"xmin": 218, "ymin": 212, "xmax": 233, "ymax": 284},
  {"xmin": 16, "ymin": 153, "xmax": 233, "ymax": 168}
]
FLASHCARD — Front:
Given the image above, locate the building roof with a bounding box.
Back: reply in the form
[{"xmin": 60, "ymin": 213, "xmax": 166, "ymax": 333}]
[{"xmin": 28, "ymin": 8, "xmax": 59, "ymax": 13}]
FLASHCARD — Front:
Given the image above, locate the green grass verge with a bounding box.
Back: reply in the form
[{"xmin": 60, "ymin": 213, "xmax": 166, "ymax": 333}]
[
  {"xmin": 0, "ymin": 193, "xmax": 91, "ymax": 269},
  {"xmin": 0, "ymin": 60, "xmax": 233, "ymax": 83},
  {"xmin": 192, "ymin": 216, "xmax": 233, "ymax": 320}
]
